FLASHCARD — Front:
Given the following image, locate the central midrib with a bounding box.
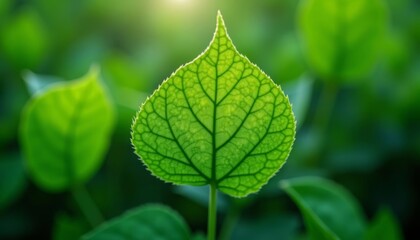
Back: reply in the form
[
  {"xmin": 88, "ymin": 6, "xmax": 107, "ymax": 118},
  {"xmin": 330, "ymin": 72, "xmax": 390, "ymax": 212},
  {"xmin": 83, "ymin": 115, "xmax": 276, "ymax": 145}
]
[{"xmin": 210, "ymin": 40, "xmax": 220, "ymax": 186}]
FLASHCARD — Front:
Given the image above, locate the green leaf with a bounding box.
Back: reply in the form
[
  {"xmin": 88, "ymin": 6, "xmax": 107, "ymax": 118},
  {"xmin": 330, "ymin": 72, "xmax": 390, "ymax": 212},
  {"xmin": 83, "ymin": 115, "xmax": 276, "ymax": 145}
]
[
  {"xmin": 298, "ymin": 0, "xmax": 387, "ymax": 81},
  {"xmin": 0, "ymin": 153, "xmax": 26, "ymax": 210},
  {"xmin": 131, "ymin": 12, "xmax": 296, "ymax": 197},
  {"xmin": 365, "ymin": 208, "xmax": 403, "ymax": 240},
  {"xmin": 281, "ymin": 177, "xmax": 367, "ymax": 240},
  {"xmin": 82, "ymin": 204, "xmax": 191, "ymax": 240},
  {"xmin": 20, "ymin": 67, "xmax": 114, "ymax": 192}
]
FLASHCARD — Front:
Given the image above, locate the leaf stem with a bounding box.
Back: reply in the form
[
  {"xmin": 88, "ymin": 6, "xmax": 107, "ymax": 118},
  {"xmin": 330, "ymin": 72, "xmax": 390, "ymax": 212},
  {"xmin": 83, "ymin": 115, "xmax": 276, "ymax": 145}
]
[
  {"xmin": 208, "ymin": 183, "xmax": 217, "ymax": 240},
  {"xmin": 71, "ymin": 185, "xmax": 104, "ymax": 227}
]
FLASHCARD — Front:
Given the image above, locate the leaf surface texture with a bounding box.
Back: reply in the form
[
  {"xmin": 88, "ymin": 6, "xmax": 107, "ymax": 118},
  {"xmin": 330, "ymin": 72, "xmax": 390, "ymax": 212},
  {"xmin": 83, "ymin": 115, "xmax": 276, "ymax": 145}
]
[{"xmin": 132, "ymin": 13, "xmax": 295, "ymax": 197}]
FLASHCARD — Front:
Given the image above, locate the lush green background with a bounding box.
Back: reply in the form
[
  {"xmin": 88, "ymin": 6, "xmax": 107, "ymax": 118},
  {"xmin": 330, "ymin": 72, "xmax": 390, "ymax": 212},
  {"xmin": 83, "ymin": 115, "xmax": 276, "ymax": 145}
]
[{"xmin": 0, "ymin": 0, "xmax": 419, "ymax": 239}]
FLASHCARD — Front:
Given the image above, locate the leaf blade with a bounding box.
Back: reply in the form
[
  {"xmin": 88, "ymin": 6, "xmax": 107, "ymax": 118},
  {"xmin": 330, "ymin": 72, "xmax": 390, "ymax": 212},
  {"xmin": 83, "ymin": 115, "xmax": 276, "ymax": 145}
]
[
  {"xmin": 20, "ymin": 67, "xmax": 114, "ymax": 191},
  {"xmin": 132, "ymin": 12, "xmax": 296, "ymax": 197},
  {"xmin": 281, "ymin": 177, "xmax": 367, "ymax": 240}
]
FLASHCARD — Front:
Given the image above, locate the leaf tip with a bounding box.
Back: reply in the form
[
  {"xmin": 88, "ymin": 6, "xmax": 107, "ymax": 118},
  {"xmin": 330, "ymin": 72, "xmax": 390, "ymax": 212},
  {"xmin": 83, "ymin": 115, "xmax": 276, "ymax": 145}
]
[
  {"xmin": 216, "ymin": 10, "xmax": 226, "ymax": 31},
  {"xmin": 216, "ymin": 10, "xmax": 223, "ymax": 19}
]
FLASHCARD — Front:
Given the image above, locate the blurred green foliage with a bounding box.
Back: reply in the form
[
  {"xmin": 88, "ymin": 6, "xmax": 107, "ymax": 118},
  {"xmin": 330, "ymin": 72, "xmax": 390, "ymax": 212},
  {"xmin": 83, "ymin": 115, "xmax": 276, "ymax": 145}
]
[
  {"xmin": 0, "ymin": 0, "xmax": 419, "ymax": 239},
  {"xmin": 0, "ymin": 153, "xmax": 26, "ymax": 210},
  {"xmin": 20, "ymin": 68, "xmax": 114, "ymax": 192},
  {"xmin": 298, "ymin": 0, "xmax": 387, "ymax": 81},
  {"xmin": 282, "ymin": 177, "xmax": 367, "ymax": 240},
  {"xmin": 82, "ymin": 204, "xmax": 191, "ymax": 240},
  {"xmin": 365, "ymin": 208, "xmax": 404, "ymax": 240}
]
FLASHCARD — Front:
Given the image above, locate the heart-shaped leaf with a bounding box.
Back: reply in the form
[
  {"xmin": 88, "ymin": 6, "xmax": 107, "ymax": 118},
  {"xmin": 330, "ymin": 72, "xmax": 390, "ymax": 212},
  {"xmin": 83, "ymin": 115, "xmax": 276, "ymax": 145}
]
[
  {"xmin": 131, "ymin": 12, "xmax": 296, "ymax": 197},
  {"xmin": 82, "ymin": 204, "xmax": 191, "ymax": 240},
  {"xmin": 20, "ymin": 67, "xmax": 114, "ymax": 191}
]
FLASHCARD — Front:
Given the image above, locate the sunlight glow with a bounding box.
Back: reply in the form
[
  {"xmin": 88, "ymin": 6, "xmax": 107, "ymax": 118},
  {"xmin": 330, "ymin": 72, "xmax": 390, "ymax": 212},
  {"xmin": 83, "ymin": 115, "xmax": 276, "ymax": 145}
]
[{"xmin": 170, "ymin": 0, "xmax": 190, "ymax": 5}]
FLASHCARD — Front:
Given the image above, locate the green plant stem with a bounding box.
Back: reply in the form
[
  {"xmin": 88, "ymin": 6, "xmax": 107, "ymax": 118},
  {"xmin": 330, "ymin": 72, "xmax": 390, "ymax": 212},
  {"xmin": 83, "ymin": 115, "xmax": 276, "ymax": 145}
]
[
  {"xmin": 208, "ymin": 183, "xmax": 217, "ymax": 240},
  {"xmin": 71, "ymin": 185, "xmax": 104, "ymax": 227}
]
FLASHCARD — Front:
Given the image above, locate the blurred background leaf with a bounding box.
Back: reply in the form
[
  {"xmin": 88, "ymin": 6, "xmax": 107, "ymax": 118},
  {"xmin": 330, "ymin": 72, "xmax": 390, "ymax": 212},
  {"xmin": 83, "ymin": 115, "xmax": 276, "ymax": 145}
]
[
  {"xmin": 297, "ymin": 0, "xmax": 387, "ymax": 82},
  {"xmin": 0, "ymin": 7, "xmax": 49, "ymax": 71},
  {"xmin": 19, "ymin": 67, "xmax": 114, "ymax": 192},
  {"xmin": 281, "ymin": 177, "xmax": 367, "ymax": 240},
  {"xmin": 82, "ymin": 204, "xmax": 191, "ymax": 240}
]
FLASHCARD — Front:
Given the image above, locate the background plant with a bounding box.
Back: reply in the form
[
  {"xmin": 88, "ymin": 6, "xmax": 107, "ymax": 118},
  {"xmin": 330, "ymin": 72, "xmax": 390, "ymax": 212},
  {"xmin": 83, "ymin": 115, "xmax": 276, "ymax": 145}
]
[{"xmin": 0, "ymin": 0, "xmax": 419, "ymax": 239}]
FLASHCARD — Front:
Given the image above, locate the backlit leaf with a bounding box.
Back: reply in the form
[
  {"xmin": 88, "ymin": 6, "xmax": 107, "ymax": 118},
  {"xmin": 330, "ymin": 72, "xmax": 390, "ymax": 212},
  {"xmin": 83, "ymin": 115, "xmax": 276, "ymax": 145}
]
[
  {"xmin": 20, "ymin": 67, "xmax": 114, "ymax": 191},
  {"xmin": 82, "ymin": 204, "xmax": 190, "ymax": 240},
  {"xmin": 131, "ymin": 12, "xmax": 296, "ymax": 197},
  {"xmin": 281, "ymin": 177, "xmax": 367, "ymax": 240},
  {"xmin": 298, "ymin": 0, "xmax": 387, "ymax": 81}
]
